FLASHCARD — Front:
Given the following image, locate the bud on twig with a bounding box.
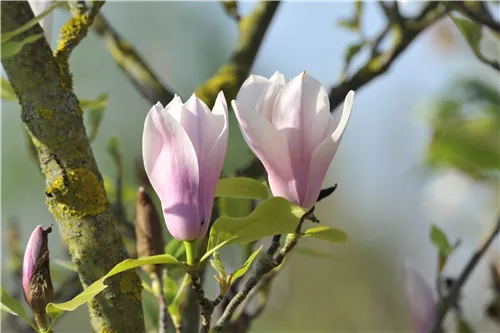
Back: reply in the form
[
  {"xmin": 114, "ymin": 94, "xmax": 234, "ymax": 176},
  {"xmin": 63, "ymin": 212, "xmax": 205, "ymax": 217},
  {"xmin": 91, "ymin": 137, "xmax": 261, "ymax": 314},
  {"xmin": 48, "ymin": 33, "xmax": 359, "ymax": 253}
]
[
  {"xmin": 22, "ymin": 225, "xmax": 54, "ymax": 330},
  {"xmin": 135, "ymin": 187, "xmax": 165, "ymax": 275}
]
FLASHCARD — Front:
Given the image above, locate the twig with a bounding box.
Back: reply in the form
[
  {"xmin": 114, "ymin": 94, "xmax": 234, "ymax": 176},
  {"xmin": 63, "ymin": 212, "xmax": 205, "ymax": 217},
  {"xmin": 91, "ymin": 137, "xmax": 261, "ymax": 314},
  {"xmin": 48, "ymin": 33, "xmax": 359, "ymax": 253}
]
[
  {"xmin": 196, "ymin": 1, "xmax": 281, "ymax": 107},
  {"xmin": 91, "ymin": 13, "xmax": 175, "ymax": 105},
  {"xmin": 430, "ymin": 215, "xmax": 500, "ymax": 332},
  {"xmin": 450, "ymin": 1, "xmax": 500, "ymax": 33},
  {"xmin": 329, "ymin": 2, "xmax": 448, "ymax": 110},
  {"xmin": 209, "ymin": 209, "xmax": 316, "ymax": 333}
]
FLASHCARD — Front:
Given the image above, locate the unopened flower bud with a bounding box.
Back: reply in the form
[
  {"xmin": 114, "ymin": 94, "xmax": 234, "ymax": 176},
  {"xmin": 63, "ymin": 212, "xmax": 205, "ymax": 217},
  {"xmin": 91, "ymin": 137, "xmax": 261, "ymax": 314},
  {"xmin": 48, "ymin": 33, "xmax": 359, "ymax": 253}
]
[
  {"xmin": 22, "ymin": 225, "xmax": 54, "ymax": 315},
  {"xmin": 135, "ymin": 187, "xmax": 165, "ymax": 275}
]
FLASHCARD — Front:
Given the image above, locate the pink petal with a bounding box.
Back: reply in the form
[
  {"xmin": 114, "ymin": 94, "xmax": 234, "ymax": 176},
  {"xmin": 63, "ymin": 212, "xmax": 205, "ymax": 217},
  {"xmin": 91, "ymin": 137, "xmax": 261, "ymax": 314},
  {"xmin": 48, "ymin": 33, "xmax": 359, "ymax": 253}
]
[
  {"xmin": 232, "ymin": 100, "xmax": 299, "ymax": 204},
  {"xmin": 142, "ymin": 103, "xmax": 201, "ymax": 240},
  {"xmin": 235, "ymin": 74, "xmax": 272, "ymax": 111},
  {"xmin": 254, "ymin": 71, "xmax": 287, "ymax": 121},
  {"xmin": 28, "ymin": 1, "xmax": 53, "ymax": 45},
  {"xmin": 22, "ymin": 225, "xmax": 45, "ymax": 300},
  {"xmin": 404, "ymin": 265, "xmax": 436, "ymax": 333},
  {"xmin": 201, "ymin": 92, "xmax": 229, "ymax": 237},
  {"xmin": 271, "ymin": 72, "xmax": 331, "ymax": 204},
  {"xmin": 302, "ymin": 90, "xmax": 354, "ymax": 208}
]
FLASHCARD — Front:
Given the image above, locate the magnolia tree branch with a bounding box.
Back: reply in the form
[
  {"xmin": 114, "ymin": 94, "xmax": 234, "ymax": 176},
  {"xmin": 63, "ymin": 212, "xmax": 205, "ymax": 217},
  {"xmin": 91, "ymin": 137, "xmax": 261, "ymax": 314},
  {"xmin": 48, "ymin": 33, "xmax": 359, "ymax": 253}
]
[
  {"xmin": 431, "ymin": 215, "xmax": 500, "ymax": 333},
  {"xmin": 196, "ymin": 1, "xmax": 281, "ymax": 107},
  {"xmin": 329, "ymin": 1, "xmax": 448, "ymax": 110},
  {"xmin": 209, "ymin": 209, "xmax": 316, "ymax": 333},
  {"xmin": 1, "ymin": 2, "xmax": 144, "ymax": 332},
  {"xmin": 91, "ymin": 13, "xmax": 175, "ymax": 105}
]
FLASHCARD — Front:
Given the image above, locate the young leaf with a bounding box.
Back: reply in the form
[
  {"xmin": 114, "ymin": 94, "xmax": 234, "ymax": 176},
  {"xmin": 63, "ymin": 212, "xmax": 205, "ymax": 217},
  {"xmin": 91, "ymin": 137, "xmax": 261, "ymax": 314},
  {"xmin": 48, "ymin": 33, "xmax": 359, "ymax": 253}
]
[
  {"xmin": 2, "ymin": 33, "xmax": 44, "ymax": 59},
  {"xmin": 1, "ymin": 1, "xmax": 58, "ymax": 43},
  {"xmin": 430, "ymin": 225, "xmax": 451, "ymax": 254},
  {"xmin": 227, "ymin": 246, "xmax": 263, "ymax": 284},
  {"xmin": 165, "ymin": 239, "xmax": 183, "ymax": 257},
  {"xmin": 303, "ymin": 226, "xmax": 348, "ymax": 243},
  {"xmin": 215, "ymin": 177, "xmax": 268, "ymax": 200},
  {"xmin": 202, "ymin": 197, "xmax": 306, "ymax": 262},
  {"xmin": 0, "ymin": 287, "xmax": 38, "ymax": 331},
  {"xmin": 1, "ymin": 77, "xmax": 16, "ymax": 101},
  {"xmin": 450, "ymin": 16, "xmax": 498, "ymax": 70},
  {"xmin": 219, "ymin": 197, "xmax": 252, "ymax": 218},
  {"xmin": 46, "ymin": 254, "xmax": 183, "ymax": 321},
  {"xmin": 210, "ymin": 251, "xmax": 227, "ymax": 279}
]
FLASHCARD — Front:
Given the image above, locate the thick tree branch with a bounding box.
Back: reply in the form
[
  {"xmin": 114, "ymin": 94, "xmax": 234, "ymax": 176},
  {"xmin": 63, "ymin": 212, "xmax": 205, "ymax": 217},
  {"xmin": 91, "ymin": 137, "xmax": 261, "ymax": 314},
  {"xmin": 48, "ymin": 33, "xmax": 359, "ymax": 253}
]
[
  {"xmin": 329, "ymin": 2, "xmax": 448, "ymax": 110},
  {"xmin": 431, "ymin": 215, "xmax": 500, "ymax": 332},
  {"xmin": 196, "ymin": 1, "xmax": 281, "ymax": 107},
  {"xmin": 1, "ymin": 2, "xmax": 144, "ymax": 332},
  {"xmin": 91, "ymin": 13, "xmax": 175, "ymax": 105}
]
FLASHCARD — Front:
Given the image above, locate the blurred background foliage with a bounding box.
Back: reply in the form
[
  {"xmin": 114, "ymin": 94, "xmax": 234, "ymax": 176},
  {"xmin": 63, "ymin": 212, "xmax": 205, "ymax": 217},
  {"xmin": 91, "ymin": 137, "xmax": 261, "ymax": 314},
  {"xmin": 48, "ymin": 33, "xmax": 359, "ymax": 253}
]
[{"xmin": 1, "ymin": 1, "xmax": 499, "ymax": 332}]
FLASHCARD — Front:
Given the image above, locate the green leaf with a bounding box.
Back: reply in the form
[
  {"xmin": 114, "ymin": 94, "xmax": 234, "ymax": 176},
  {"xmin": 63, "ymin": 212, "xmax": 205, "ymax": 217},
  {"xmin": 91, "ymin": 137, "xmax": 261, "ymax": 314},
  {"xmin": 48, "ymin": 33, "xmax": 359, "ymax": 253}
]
[
  {"xmin": 202, "ymin": 197, "xmax": 306, "ymax": 262},
  {"xmin": 450, "ymin": 16, "xmax": 482, "ymax": 58},
  {"xmin": 2, "ymin": 33, "xmax": 44, "ymax": 59},
  {"xmin": 219, "ymin": 197, "xmax": 252, "ymax": 218},
  {"xmin": 168, "ymin": 274, "xmax": 190, "ymax": 328},
  {"xmin": 303, "ymin": 226, "xmax": 348, "ymax": 243},
  {"xmin": 228, "ymin": 246, "xmax": 262, "ymax": 284},
  {"xmin": 450, "ymin": 16, "xmax": 498, "ymax": 70},
  {"xmin": 210, "ymin": 251, "xmax": 227, "ymax": 279},
  {"xmin": 295, "ymin": 247, "xmax": 339, "ymax": 261},
  {"xmin": 215, "ymin": 177, "xmax": 268, "ymax": 200},
  {"xmin": 46, "ymin": 254, "xmax": 183, "ymax": 321},
  {"xmin": 1, "ymin": 1, "xmax": 58, "ymax": 43},
  {"xmin": 1, "ymin": 77, "xmax": 16, "ymax": 101},
  {"xmin": 1, "ymin": 287, "xmax": 38, "ymax": 331},
  {"xmin": 337, "ymin": 18, "xmax": 358, "ymax": 31},
  {"xmin": 53, "ymin": 259, "xmax": 77, "ymax": 272},
  {"xmin": 344, "ymin": 42, "xmax": 365, "ymax": 65},
  {"xmin": 430, "ymin": 225, "xmax": 451, "ymax": 253},
  {"xmin": 162, "ymin": 270, "xmax": 178, "ymax": 304}
]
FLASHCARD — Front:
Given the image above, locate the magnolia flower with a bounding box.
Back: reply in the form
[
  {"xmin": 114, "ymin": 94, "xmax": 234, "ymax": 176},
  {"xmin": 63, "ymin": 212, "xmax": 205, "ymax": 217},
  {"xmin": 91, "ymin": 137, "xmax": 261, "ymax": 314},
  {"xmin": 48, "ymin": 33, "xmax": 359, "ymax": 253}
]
[
  {"xmin": 142, "ymin": 93, "xmax": 228, "ymax": 241},
  {"xmin": 28, "ymin": 1, "xmax": 54, "ymax": 45},
  {"xmin": 233, "ymin": 71, "xmax": 354, "ymax": 209},
  {"xmin": 22, "ymin": 225, "xmax": 54, "ymax": 314},
  {"xmin": 403, "ymin": 265, "xmax": 436, "ymax": 333}
]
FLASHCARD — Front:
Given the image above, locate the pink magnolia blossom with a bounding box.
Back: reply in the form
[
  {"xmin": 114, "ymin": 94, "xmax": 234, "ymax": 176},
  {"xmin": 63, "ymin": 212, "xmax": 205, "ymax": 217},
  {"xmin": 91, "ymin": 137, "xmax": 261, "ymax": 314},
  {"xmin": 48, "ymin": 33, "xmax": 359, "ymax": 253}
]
[
  {"xmin": 404, "ymin": 265, "xmax": 436, "ymax": 333},
  {"xmin": 233, "ymin": 71, "xmax": 354, "ymax": 209},
  {"xmin": 28, "ymin": 1, "xmax": 54, "ymax": 45},
  {"xmin": 142, "ymin": 93, "xmax": 228, "ymax": 240}
]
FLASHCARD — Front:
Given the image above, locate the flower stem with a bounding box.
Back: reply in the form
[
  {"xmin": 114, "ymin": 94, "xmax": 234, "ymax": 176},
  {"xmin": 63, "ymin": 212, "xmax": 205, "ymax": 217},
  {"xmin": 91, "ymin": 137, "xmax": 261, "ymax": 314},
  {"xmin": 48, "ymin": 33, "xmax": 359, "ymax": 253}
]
[{"xmin": 184, "ymin": 241, "xmax": 197, "ymax": 266}]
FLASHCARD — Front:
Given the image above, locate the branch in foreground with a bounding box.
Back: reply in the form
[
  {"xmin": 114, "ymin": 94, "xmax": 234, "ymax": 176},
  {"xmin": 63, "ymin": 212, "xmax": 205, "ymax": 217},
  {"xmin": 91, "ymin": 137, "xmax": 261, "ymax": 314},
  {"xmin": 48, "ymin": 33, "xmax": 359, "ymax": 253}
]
[
  {"xmin": 210, "ymin": 209, "xmax": 316, "ymax": 333},
  {"xmin": 430, "ymin": 214, "xmax": 500, "ymax": 332},
  {"xmin": 1, "ymin": 2, "xmax": 144, "ymax": 332},
  {"xmin": 196, "ymin": 1, "xmax": 281, "ymax": 107},
  {"xmin": 91, "ymin": 13, "xmax": 175, "ymax": 105}
]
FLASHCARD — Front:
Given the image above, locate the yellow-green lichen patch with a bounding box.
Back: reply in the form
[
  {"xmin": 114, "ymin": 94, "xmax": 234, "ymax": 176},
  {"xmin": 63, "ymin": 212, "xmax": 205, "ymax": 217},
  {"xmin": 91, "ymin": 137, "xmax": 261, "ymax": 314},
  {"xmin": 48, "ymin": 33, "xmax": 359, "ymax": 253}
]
[
  {"xmin": 38, "ymin": 108, "xmax": 53, "ymax": 120},
  {"xmin": 196, "ymin": 64, "xmax": 239, "ymax": 108},
  {"xmin": 46, "ymin": 168, "xmax": 108, "ymax": 219},
  {"xmin": 76, "ymin": 105, "xmax": 83, "ymax": 116},
  {"xmin": 119, "ymin": 272, "xmax": 142, "ymax": 302},
  {"xmin": 99, "ymin": 328, "xmax": 117, "ymax": 333}
]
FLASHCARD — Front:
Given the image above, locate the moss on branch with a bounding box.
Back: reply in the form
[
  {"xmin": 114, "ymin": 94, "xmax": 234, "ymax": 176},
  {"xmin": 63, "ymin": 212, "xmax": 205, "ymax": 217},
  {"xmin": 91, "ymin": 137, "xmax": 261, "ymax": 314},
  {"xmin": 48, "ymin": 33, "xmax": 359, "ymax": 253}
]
[{"xmin": 1, "ymin": 2, "xmax": 144, "ymax": 332}]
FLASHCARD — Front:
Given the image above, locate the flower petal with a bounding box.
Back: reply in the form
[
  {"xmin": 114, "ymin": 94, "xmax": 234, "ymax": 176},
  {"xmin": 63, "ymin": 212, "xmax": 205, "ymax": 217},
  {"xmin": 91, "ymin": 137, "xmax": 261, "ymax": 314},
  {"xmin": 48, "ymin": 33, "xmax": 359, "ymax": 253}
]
[
  {"xmin": 404, "ymin": 265, "xmax": 436, "ymax": 333},
  {"xmin": 235, "ymin": 74, "xmax": 272, "ymax": 111},
  {"xmin": 332, "ymin": 90, "xmax": 355, "ymax": 142},
  {"xmin": 255, "ymin": 71, "xmax": 287, "ymax": 121},
  {"xmin": 201, "ymin": 92, "xmax": 229, "ymax": 237},
  {"xmin": 28, "ymin": 1, "xmax": 54, "ymax": 45},
  {"xmin": 232, "ymin": 100, "xmax": 299, "ymax": 204},
  {"xmin": 142, "ymin": 103, "xmax": 201, "ymax": 240},
  {"xmin": 271, "ymin": 72, "xmax": 331, "ymax": 204}
]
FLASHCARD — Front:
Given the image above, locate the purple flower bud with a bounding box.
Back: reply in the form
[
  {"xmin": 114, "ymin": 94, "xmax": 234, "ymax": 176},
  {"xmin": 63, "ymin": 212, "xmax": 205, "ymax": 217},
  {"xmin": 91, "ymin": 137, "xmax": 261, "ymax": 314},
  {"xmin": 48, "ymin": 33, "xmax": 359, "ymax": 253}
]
[
  {"xmin": 142, "ymin": 93, "xmax": 229, "ymax": 240},
  {"xmin": 233, "ymin": 71, "xmax": 355, "ymax": 209},
  {"xmin": 22, "ymin": 225, "xmax": 54, "ymax": 314}
]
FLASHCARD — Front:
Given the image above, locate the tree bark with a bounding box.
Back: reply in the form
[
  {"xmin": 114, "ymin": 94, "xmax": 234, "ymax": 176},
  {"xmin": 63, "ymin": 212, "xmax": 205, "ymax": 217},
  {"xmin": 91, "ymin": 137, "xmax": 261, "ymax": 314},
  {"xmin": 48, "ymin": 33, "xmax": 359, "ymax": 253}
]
[{"xmin": 1, "ymin": 2, "xmax": 145, "ymax": 332}]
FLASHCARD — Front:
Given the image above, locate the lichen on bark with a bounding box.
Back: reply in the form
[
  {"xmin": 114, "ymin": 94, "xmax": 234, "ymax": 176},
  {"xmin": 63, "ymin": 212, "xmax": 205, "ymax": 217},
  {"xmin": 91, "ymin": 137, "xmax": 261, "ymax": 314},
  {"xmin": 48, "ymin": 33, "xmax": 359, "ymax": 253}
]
[{"xmin": 1, "ymin": 2, "xmax": 144, "ymax": 332}]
